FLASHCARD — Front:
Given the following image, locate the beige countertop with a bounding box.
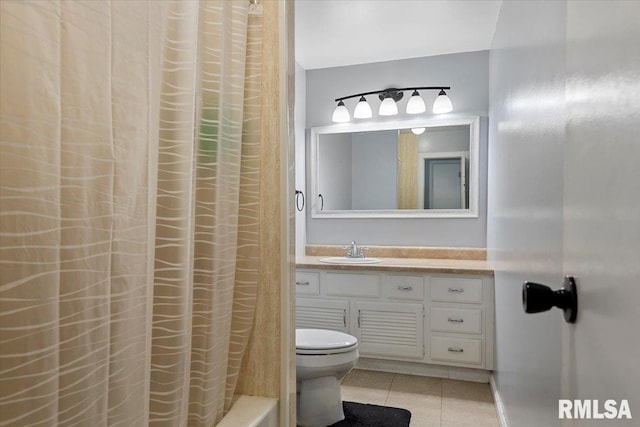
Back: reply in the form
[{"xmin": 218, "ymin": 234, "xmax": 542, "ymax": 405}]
[{"xmin": 296, "ymin": 256, "xmax": 494, "ymax": 276}]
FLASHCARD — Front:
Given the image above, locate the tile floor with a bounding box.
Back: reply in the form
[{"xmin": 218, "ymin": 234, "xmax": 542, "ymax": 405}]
[{"xmin": 341, "ymin": 369, "xmax": 499, "ymax": 427}]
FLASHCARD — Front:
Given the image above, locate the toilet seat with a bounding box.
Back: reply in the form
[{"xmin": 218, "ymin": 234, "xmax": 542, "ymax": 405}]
[{"xmin": 296, "ymin": 328, "xmax": 358, "ymax": 355}]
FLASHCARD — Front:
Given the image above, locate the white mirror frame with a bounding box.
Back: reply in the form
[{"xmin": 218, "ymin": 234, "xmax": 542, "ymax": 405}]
[{"xmin": 310, "ymin": 115, "xmax": 480, "ymax": 218}]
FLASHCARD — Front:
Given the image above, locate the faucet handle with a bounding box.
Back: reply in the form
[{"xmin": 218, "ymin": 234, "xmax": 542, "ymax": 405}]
[{"xmin": 359, "ymin": 247, "xmax": 369, "ymax": 257}]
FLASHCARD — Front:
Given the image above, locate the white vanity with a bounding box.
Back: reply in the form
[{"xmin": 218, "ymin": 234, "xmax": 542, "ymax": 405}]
[{"xmin": 296, "ymin": 255, "xmax": 494, "ymax": 382}]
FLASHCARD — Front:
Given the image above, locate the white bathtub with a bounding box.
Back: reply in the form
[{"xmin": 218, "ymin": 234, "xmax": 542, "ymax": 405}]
[{"xmin": 216, "ymin": 395, "xmax": 279, "ymax": 427}]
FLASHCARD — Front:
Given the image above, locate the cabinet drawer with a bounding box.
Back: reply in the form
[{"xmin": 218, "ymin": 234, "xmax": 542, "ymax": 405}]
[
  {"xmin": 431, "ymin": 277, "xmax": 482, "ymax": 303},
  {"xmin": 430, "ymin": 307, "xmax": 482, "ymax": 334},
  {"xmin": 324, "ymin": 272, "xmax": 380, "ymax": 298},
  {"xmin": 295, "ymin": 272, "xmax": 319, "ymax": 295},
  {"xmin": 430, "ymin": 336, "xmax": 482, "ymax": 365},
  {"xmin": 386, "ymin": 275, "xmax": 424, "ymax": 301}
]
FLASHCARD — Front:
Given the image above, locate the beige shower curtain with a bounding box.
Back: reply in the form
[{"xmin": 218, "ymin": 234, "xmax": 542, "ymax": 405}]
[{"xmin": 0, "ymin": 1, "xmax": 262, "ymax": 425}]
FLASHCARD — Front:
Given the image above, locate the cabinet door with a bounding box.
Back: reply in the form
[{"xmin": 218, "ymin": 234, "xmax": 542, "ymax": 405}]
[
  {"xmin": 296, "ymin": 298, "xmax": 348, "ymax": 333},
  {"xmin": 352, "ymin": 301, "xmax": 424, "ymax": 359}
]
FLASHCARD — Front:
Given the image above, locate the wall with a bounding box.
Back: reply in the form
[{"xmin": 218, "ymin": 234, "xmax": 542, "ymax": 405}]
[
  {"xmin": 295, "ymin": 62, "xmax": 306, "ymax": 256},
  {"xmin": 419, "ymin": 126, "xmax": 469, "ymax": 154},
  {"xmin": 318, "ymin": 133, "xmax": 352, "ymax": 210},
  {"xmin": 351, "ymin": 130, "xmax": 397, "ymax": 210},
  {"xmin": 487, "ymin": 1, "xmax": 566, "ymax": 426},
  {"xmin": 305, "ymin": 51, "xmax": 489, "ymax": 247}
]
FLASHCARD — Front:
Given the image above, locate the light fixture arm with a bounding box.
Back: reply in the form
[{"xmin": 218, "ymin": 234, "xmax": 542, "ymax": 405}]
[{"xmin": 334, "ymin": 86, "xmax": 451, "ymax": 102}]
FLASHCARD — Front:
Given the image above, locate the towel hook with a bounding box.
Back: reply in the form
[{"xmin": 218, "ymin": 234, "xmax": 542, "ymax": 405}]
[{"xmin": 295, "ymin": 190, "xmax": 305, "ymax": 212}]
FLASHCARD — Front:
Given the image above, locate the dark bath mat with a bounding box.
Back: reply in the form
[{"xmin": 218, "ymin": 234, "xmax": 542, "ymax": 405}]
[{"xmin": 328, "ymin": 401, "xmax": 411, "ymax": 427}]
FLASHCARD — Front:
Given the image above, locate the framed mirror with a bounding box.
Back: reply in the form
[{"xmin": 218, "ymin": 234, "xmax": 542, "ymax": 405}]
[{"xmin": 310, "ymin": 116, "xmax": 479, "ymax": 218}]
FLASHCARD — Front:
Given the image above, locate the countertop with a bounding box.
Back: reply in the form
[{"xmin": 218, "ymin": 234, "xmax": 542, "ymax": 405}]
[{"xmin": 296, "ymin": 256, "xmax": 494, "ymax": 276}]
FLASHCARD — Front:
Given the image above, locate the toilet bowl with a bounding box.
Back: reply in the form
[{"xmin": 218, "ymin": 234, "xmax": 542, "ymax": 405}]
[{"xmin": 296, "ymin": 328, "xmax": 359, "ymax": 427}]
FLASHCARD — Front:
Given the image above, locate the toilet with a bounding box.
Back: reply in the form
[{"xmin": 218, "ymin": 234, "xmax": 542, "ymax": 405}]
[{"xmin": 296, "ymin": 328, "xmax": 359, "ymax": 427}]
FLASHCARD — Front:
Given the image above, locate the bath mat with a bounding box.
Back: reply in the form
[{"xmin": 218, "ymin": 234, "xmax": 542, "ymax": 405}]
[{"xmin": 328, "ymin": 401, "xmax": 411, "ymax": 427}]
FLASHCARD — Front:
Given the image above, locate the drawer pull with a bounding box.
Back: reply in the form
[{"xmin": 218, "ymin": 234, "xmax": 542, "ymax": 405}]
[
  {"xmin": 296, "ymin": 281, "xmax": 310, "ymax": 286},
  {"xmin": 343, "ymin": 309, "xmax": 347, "ymax": 328},
  {"xmin": 448, "ymin": 317, "xmax": 464, "ymax": 323},
  {"xmin": 397, "ymin": 285, "xmax": 413, "ymax": 291},
  {"xmin": 448, "ymin": 287, "xmax": 465, "ymax": 293},
  {"xmin": 448, "ymin": 347, "xmax": 464, "ymax": 353}
]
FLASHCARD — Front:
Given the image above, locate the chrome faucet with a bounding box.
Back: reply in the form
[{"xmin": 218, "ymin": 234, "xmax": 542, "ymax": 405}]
[{"xmin": 344, "ymin": 240, "xmax": 367, "ymax": 258}]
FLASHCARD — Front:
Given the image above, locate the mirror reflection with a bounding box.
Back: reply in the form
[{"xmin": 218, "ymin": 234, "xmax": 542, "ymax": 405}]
[{"xmin": 313, "ymin": 117, "xmax": 478, "ymax": 218}]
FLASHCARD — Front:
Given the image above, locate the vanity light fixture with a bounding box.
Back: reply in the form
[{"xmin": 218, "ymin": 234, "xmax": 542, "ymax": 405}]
[
  {"xmin": 411, "ymin": 127, "xmax": 426, "ymax": 135},
  {"xmin": 432, "ymin": 89, "xmax": 454, "ymax": 114},
  {"xmin": 406, "ymin": 90, "xmax": 426, "ymax": 114},
  {"xmin": 331, "ymin": 100, "xmax": 350, "ymax": 123},
  {"xmin": 353, "ymin": 96, "xmax": 373, "ymax": 119},
  {"xmin": 331, "ymin": 86, "xmax": 451, "ymax": 123}
]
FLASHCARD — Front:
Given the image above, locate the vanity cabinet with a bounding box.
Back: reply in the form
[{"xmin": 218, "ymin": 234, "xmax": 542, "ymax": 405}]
[{"xmin": 295, "ymin": 268, "xmax": 494, "ymax": 371}]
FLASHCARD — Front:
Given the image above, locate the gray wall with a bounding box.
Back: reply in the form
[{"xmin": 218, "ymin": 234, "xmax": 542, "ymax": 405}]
[
  {"xmin": 318, "ymin": 133, "xmax": 352, "ymax": 210},
  {"xmin": 418, "ymin": 126, "xmax": 469, "ymax": 154},
  {"xmin": 488, "ymin": 1, "xmax": 566, "ymax": 426},
  {"xmin": 305, "ymin": 51, "xmax": 489, "ymax": 247},
  {"xmin": 351, "ymin": 131, "xmax": 397, "ymax": 210}
]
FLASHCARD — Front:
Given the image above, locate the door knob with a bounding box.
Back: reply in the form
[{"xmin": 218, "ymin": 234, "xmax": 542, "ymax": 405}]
[{"xmin": 522, "ymin": 276, "xmax": 577, "ymax": 323}]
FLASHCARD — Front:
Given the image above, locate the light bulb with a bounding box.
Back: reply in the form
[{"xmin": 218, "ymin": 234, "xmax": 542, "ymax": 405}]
[
  {"xmin": 378, "ymin": 97, "xmax": 398, "ymax": 116},
  {"xmin": 406, "ymin": 90, "xmax": 426, "ymax": 114},
  {"xmin": 353, "ymin": 96, "xmax": 372, "ymax": 119},
  {"xmin": 332, "ymin": 100, "xmax": 350, "ymax": 123},
  {"xmin": 411, "ymin": 127, "xmax": 426, "ymax": 135},
  {"xmin": 433, "ymin": 90, "xmax": 453, "ymax": 114}
]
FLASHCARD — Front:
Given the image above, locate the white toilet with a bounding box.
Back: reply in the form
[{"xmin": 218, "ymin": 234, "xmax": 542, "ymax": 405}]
[{"xmin": 296, "ymin": 328, "xmax": 359, "ymax": 427}]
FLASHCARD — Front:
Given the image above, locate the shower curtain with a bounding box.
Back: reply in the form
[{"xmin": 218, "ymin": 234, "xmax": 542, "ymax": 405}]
[{"xmin": 0, "ymin": 1, "xmax": 263, "ymax": 425}]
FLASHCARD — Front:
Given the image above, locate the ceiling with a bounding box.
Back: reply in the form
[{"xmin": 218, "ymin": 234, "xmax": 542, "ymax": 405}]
[{"xmin": 295, "ymin": 0, "xmax": 502, "ymax": 70}]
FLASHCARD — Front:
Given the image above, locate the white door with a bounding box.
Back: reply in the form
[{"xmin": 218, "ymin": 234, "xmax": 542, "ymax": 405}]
[
  {"xmin": 488, "ymin": 1, "xmax": 639, "ymax": 425},
  {"xmin": 561, "ymin": 1, "xmax": 640, "ymax": 422}
]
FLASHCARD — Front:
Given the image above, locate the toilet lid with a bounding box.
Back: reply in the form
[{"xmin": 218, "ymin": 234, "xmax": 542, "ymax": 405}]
[{"xmin": 296, "ymin": 329, "xmax": 358, "ymax": 355}]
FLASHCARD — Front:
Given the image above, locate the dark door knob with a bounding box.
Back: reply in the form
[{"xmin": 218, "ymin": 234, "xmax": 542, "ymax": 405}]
[{"xmin": 522, "ymin": 276, "xmax": 578, "ymax": 323}]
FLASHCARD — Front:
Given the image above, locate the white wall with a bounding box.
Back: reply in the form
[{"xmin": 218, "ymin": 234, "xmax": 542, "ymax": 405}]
[{"xmin": 305, "ymin": 51, "xmax": 489, "ymax": 247}]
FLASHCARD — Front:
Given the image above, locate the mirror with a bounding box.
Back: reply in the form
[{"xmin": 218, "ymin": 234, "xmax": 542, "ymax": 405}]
[{"xmin": 310, "ymin": 116, "xmax": 479, "ymax": 218}]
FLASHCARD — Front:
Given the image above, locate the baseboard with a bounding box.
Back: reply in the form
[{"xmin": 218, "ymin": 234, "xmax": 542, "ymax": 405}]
[
  {"xmin": 489, "ymin": 374, "xmax": 509, "ymax": 427},
  {"xmin": 356, "ymin": 357, "xmax": 491, "ymax": 383}
]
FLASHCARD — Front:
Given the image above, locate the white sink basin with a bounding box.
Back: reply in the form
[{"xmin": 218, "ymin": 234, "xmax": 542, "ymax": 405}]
[{"xmin": 318, "ymin": 256, "xmax": 382, "ymax": 265}]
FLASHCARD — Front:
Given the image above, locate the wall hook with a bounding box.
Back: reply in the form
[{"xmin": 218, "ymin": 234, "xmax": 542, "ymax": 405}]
[
  {"xmin": 295, "ymin": 190, "xmax": 305, "ymax": 212},
  {"xmin": 522, "ymin": 276, "xmax": 578, "ymax": 323}
]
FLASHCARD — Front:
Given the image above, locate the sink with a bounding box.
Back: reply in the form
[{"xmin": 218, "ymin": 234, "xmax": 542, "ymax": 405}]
[{"xmin": 318, "ymin": 256, "xmax": 382, "ymax": 265}]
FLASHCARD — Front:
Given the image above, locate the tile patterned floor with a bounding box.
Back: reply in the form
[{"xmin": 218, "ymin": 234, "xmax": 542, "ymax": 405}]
[{"xmin": 341, "ymin": 369, "xmax": 499, "ymax": 427}]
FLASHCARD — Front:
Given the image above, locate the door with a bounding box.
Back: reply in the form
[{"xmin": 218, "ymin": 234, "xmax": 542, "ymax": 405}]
[
  {"xmin": 488, "ymin": 1, "xmax": 640, "ymax": 426},
  {"xmin": 352, "ymin": 301, "xmax": 424, "ymax": 359},
  {"xmin": 296, "ymin": 298, "xmax": 348, "ymax": 333},
  {"xmin": 561, "ymin": 1, "xmax": 640, "ymax": 422},
  {"xmin": 428, "ymin": 158, "xmax": 461, "ymax": 209}
]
